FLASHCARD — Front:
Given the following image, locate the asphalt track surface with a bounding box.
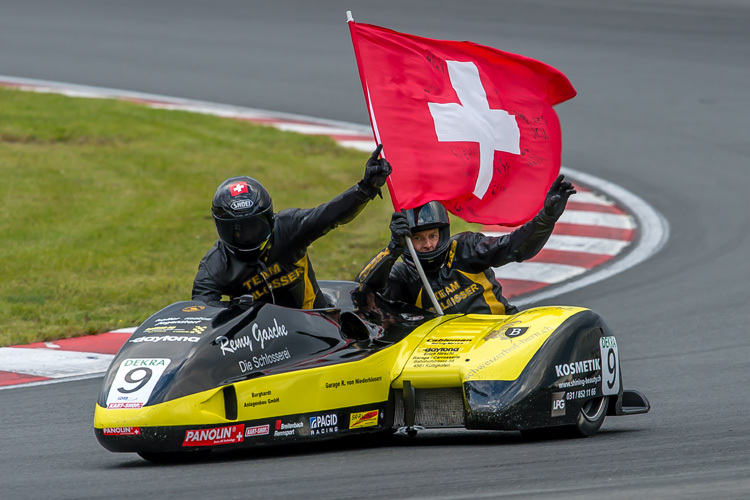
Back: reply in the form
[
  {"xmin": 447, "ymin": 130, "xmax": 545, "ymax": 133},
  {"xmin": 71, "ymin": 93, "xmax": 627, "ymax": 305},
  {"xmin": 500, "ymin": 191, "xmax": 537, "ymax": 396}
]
[{"xmin": 1, "ymin": 1, "xmax": 749, "ymax": 498}]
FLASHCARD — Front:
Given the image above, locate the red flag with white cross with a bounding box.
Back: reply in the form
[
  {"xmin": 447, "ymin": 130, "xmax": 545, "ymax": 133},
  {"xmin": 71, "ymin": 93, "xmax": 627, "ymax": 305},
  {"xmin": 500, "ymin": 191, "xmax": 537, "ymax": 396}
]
[{"xmin": 348, "ymin": 19, "xmax": 576, "ymax": 225}]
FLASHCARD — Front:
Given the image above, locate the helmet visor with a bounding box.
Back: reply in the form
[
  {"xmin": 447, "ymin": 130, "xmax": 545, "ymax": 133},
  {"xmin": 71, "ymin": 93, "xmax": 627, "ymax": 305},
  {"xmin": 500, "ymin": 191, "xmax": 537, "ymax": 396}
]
[
  {"xmin": 406, "ymin": 201, "xmax": 449, "ymax": 232},
  {"xmin": 215, "ymin": 214, "xmax": 272, "ymax": 251}
]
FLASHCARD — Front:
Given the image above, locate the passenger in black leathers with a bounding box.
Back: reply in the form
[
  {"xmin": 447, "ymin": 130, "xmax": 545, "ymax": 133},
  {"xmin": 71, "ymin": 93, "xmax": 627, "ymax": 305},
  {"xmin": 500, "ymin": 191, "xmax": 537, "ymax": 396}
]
[
  {"xmin": 355, "ymin": 175, "xmax": 576, "ymax": 315},
  {"xmin": 192, "ymin": 145, "xmax": 391, "ymax": 308}
]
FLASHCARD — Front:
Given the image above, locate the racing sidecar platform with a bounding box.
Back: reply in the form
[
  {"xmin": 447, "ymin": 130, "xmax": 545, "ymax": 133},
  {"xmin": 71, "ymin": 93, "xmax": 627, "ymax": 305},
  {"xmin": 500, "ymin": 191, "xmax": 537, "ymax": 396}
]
[{"xmin": 94, "ymin": 281, "xmax": 649, "ymax": 460}]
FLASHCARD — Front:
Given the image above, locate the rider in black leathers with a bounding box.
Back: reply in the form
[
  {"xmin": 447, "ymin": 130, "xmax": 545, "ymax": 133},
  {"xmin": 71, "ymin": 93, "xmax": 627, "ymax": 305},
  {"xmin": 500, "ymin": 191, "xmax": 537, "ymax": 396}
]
[
  {"xmin": 192, "ymin": 146, "xmax": 391, "ymax": 308},
  {"xmin": 356, "ymin": 175, "xmax": 575, "ymax": 315}
]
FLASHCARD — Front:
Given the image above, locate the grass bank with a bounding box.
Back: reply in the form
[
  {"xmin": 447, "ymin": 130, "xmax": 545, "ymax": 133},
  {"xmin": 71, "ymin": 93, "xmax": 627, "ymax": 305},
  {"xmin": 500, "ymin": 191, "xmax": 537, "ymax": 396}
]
[{"xmin": 0, "ymin": 87, "xmax": 476, "ymax": 346}]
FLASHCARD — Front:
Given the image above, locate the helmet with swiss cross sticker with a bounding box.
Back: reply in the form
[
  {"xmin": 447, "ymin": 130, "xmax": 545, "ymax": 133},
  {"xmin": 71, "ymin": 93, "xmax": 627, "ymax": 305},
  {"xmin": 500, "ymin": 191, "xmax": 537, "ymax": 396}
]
[{"xmin": 211, "ymin": 176, "xmax": 274, "ymax": 260}]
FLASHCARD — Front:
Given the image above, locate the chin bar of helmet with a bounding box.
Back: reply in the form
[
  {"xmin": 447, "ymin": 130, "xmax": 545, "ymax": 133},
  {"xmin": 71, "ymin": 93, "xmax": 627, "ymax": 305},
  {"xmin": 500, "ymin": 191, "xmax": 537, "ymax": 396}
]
[{"xmin": 406, "ymin": 238, "xmax": 444, "ymax": 316}]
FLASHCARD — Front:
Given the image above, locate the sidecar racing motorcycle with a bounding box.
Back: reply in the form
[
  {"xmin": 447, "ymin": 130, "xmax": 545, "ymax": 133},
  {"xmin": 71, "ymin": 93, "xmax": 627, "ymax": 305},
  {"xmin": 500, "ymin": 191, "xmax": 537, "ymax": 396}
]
[{"xmin": 94, "ymin": 281, "xmax": 650, "ymax": 461}]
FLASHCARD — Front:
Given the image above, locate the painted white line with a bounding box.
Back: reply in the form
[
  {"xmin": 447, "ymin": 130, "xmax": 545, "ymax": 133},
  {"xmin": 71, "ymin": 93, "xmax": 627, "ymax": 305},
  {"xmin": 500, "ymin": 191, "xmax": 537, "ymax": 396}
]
[
  {"xmin": 337, "ymin": 139, "xmax": 376, "ymax": 152},
  {"xmin": 484, "ymin": 232, "xmax": 631, "ymax": 256},
  {"xmin": 493, "ymin": 262, "xmax": 587, "ymax": 284},
  {"xmin": 274, "ymin": 123, "xmax": 369, "ymax": 136},
  {"xmin": 558, "ymin": 210, "xmax": 634, "ymax": 229},
  {"xmin": 0, "ymin": 75, "xmax": 375, "ymax": 134},
  {"xmin": 0, "ymin": 373, "xmax": 106, "ymax": 391},
  {"xmin": 568, "ymin": 191, "xmax": 615, "ymax": 206},
  {"xmin": 0, "ymin": 348, "xmax": 114, "ymax": 378},
  {"xmin": 147, "ymin": 103, "xmax": 272, "ymax": 120},
  {"xmin": 13, "ymin": 85, "xmax": 109, "ymax": 100},
  {"xmin": 110, "ymin": 327, "xmax": 138, "ymax": 334}
]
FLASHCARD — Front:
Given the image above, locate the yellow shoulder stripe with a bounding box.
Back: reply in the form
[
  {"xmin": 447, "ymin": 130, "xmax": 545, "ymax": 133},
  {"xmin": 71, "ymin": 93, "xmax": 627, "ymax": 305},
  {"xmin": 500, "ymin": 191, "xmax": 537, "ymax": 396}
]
[{"xmin": 457, "ymin": 270, "xmax": 505, "ymax": 315}]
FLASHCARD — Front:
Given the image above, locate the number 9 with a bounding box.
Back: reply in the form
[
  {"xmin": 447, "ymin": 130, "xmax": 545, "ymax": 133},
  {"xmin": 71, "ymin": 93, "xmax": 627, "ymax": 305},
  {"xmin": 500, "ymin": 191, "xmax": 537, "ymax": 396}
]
[
  {"xmin": 606, "ymin": 348, "xmax": 617, "ymax": 389},
  {"xmin": 117, "ymin": 367, "xmax": 153, "ymax": 394}
]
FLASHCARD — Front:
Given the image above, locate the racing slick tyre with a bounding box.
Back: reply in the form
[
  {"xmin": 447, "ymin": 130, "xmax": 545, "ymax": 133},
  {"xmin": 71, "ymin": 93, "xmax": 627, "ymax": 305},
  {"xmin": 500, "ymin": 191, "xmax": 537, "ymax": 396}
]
[
  {"xmin": 572, "ymin": 396, "xmax": 608, "ymax": 437},
  {"xmin": 137, "ymin": 450, "xmax": 211, "ymax": 463},
  {"xmin": 521, "ymin": 397, "xmax": 609, "ymax": 440}
]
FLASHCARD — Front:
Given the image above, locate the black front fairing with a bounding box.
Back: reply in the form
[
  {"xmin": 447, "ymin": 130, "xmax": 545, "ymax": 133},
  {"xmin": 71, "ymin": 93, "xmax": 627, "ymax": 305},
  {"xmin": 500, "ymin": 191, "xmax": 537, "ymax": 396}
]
[{"xmin": 97, "ymin": 281, "xmax": 433, "ymax": 409}]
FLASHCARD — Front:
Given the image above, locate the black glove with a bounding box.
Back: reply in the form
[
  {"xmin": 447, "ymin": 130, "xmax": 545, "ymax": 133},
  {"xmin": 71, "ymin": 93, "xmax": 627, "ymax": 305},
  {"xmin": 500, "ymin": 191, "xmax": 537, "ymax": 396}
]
[
  {"xmin": 542, "ymin": 174, "xmax": 576, "ymax": 221},
  {"xmin": 361, "ymin": 144, "xmax": 392, "ymax": 196},
  {"xmin": 387, "ymin": 211, "xmax": 412, "ymax": 256}
]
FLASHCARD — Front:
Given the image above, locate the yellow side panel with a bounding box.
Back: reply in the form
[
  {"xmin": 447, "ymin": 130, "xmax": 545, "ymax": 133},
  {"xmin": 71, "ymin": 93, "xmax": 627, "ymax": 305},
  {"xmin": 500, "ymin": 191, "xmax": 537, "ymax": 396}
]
[
  {"xmin": 94, "ymin": 307, "xmax": 586, "ymax": 429},
  {"xmin": 95, "ymin": 335, "xmax": 420, "ymax": 429},
  {"xmin": 394, "ymin": 306, "xmax": 585, "ymax": 387}
]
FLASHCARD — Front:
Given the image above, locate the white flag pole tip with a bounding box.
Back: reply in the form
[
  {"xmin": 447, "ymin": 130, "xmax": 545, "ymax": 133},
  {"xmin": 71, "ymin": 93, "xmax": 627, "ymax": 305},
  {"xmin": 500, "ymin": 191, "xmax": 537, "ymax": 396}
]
[{"xmin": 346, "ymin": 11, "xmax": 354, "ymax": 22}]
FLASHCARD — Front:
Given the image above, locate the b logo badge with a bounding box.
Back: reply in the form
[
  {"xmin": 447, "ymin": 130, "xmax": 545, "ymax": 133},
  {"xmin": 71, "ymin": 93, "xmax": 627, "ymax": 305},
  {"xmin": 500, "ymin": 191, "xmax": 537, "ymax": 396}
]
[{"xmin": 506, "ymin": 327, "xmax": 528, "ymax": 338}]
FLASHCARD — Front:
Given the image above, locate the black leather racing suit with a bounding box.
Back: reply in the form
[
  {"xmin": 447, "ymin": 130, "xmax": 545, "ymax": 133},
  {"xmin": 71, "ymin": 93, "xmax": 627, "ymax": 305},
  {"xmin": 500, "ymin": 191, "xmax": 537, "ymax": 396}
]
[
  {"xmin": 355, "ymin": 213, "xmax": 557, "ymax": 315},
  {"xmin": 192, "ymin": 183, "xmax": 377, "ymax": 309}
]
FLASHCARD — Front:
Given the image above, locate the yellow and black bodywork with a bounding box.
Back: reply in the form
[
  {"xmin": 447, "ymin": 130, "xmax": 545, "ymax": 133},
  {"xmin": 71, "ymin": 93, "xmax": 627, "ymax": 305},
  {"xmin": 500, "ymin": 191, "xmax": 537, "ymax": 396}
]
[{"xmin": 94, "ymin": 281, "xmax": 649, "ymax": 458}]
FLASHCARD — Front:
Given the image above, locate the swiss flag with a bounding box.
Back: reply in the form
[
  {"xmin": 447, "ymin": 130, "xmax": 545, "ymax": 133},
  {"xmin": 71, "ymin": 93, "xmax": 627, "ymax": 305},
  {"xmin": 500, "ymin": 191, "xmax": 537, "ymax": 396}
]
[
  {"xmin": 348, "ymin": 20, "xmax": 576, "ymax": 225},
  {"xmin": 229, "ymin": 181, "xmax": 249, "ymax": 197}
]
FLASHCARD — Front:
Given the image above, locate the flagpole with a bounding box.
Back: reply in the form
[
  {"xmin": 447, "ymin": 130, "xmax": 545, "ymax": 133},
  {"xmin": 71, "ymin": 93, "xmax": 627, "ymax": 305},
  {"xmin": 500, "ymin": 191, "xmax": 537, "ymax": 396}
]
[
  {"xmin": 406, "ymin": 237, "xmax": 444, "ymax": 316},
  {"xmin": 348, "ymin": 10, "xmax": 443, "ymax": 316}
]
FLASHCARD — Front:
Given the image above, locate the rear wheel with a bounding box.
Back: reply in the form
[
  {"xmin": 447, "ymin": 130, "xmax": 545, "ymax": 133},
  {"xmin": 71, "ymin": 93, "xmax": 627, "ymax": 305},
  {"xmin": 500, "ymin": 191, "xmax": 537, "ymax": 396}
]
[
  {"xmin": 521, "ymin": 397, "xmax": 608, "ymax": 440},
  {"xmin": 573, "ymin": 396, "xmax": 608, "ymax": 437}
]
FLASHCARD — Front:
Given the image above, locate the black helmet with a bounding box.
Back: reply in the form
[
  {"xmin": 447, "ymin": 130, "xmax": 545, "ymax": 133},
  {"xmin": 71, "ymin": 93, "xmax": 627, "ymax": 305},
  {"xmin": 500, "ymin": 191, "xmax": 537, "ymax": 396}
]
[
  {"xmin": 404, "ymin": 201, "xmax": 451, "ymax": 271},
  {"xmin": 211, "ymin": 176, "xmax": 274, "ymax": 260}
]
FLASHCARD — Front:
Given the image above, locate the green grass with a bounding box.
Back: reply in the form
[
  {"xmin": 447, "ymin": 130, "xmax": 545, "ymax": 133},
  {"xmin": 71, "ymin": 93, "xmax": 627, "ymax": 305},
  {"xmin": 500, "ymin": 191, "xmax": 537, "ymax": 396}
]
[{"xmin": 0, "ymin": 87, "xmax": 479, "ymax": 346}]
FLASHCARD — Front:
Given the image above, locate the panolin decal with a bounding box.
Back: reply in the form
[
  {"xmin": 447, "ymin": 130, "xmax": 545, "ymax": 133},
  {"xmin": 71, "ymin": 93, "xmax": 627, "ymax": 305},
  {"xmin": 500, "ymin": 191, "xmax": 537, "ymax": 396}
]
[
  {"xmin": 551, "ymin": 392, "xmax": 566, "ymax": 417},
  {"xmin": 349, "ymin": 410, "xmax": 379, "ymax": 429},
  {"xmin": 183, "ymin": 424, "xmax": 245, "ymax": 447},
  {"xmin": 309, "ymin": 413, "xmax": 339, "ymax": 435},
  {"xmin": 103, "ymin": 427, "xmax": 141, "ymax": 436},
  {"xmin": 600, "ymin": 336, "xmax": 621, "ymax": 396},
  {"xmin": 245, "ymin": 424, "xmax": 270, "ymax": 437},
  {"xmin": 274, "ymin": 419, "xmax": 303, "ymax": 437},
  {"xmin": 105, "ymin": 358, "xmax": 171, "ymax": 409}
]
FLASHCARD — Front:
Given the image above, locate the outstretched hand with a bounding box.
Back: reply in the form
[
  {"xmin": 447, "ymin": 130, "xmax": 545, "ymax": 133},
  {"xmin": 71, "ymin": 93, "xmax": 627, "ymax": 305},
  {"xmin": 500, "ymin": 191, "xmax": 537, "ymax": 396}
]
[
  {"xmin": 543, "ymin": 174, "xmax": 576, "ymax": 220},
  {"xmin": 388, "ymin": 211, "xmax": 412, "ymax": 256},
  {"xmin": 362, "ymin": 144, "xmax": 392, "ymax": 190}
]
